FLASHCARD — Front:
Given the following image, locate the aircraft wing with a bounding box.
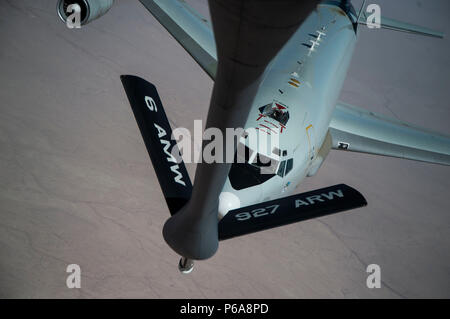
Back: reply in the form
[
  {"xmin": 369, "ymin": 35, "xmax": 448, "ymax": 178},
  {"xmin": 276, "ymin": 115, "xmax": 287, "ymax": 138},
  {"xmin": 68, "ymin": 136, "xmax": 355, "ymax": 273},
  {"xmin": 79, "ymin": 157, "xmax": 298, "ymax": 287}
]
[
  {"xmin": 358, "ymin": 10, "xmax": 444, "ymax": 39},
  {"xmin": 329, "ymin": 102, "xmax": 450, "ymax": 166},
  {"xmin": 139, "ymin": 0, "xmax": 217, "ymax": 79}
]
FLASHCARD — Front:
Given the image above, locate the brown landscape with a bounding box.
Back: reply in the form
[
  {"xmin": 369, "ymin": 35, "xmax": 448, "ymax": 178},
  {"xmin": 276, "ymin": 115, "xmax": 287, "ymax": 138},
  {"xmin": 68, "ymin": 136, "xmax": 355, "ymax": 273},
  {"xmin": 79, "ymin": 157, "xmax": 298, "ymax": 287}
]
[{"xmin": 0, "ymin": 0, "xmax": 449, "ymax": 298}]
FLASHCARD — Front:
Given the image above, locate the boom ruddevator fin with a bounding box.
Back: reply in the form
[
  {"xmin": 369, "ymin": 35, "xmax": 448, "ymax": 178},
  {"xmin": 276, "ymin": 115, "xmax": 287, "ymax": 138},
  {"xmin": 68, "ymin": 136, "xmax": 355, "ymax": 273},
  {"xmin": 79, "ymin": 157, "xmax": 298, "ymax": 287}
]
[
  {"xmin": 218, "ymin": 184, "xmax": 367, "ymax": 240},
  {"xmin": 121, "ymin": 75, "xmax": 192, "ymax": 215}
]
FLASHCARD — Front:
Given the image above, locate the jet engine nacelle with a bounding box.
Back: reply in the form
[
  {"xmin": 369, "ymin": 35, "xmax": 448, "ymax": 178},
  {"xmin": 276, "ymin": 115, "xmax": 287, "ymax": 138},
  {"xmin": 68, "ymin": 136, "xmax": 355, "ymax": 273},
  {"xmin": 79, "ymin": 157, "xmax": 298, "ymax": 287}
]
[{"xmin": 57, "ymin": 0, "xmax": 114, "ymax": 26}]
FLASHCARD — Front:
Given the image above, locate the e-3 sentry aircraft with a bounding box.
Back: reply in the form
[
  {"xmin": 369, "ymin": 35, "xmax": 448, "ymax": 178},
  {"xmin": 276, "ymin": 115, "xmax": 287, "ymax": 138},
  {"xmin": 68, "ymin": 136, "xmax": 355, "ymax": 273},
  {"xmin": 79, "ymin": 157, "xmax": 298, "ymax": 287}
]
[{"xmin": 58, "ymin": 0, "xmax": 449, "ymax": 273}]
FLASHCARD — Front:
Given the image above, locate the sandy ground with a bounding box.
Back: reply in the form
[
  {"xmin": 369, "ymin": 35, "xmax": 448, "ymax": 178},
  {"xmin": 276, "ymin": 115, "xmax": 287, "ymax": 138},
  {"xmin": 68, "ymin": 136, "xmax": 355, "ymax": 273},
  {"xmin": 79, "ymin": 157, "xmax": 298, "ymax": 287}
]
[{"xmin": 0, "ymin": 0, "xmax": 449, "ymax": 298}]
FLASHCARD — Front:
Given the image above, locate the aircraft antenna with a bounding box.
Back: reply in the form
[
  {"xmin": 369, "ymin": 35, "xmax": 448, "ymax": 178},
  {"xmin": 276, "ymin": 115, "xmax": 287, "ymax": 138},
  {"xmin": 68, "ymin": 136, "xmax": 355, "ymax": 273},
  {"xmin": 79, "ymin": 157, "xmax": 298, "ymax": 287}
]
[{"xmin": 356, "ymin": 0, "xmax": 367, "ymax": 27}]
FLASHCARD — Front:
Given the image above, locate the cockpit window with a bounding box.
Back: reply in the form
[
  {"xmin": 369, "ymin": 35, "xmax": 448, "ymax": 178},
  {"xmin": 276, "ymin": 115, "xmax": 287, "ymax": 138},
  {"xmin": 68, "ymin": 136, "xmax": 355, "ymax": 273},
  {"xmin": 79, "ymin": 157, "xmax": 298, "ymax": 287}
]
[
  {"xmin": 259, "ymin": 103, "xmax": 290, "ymax": 125},
  {"xmin": 277, "ymin": 158, "xmax": 293, "ymax": 177},
  {"xmin": 277, "ymin": 160, "xmax": 286, "ymax": 177},
  {"xmin": 285, "ymin": 159, "xmax": 293, "ymax": 175},
  {"xmin": 229, "ymin": 144, "xmax": 279, "ymax": 190},
  {"xmin": 252, "ymin": 153, "xmax": 279, "ymax": 175}
]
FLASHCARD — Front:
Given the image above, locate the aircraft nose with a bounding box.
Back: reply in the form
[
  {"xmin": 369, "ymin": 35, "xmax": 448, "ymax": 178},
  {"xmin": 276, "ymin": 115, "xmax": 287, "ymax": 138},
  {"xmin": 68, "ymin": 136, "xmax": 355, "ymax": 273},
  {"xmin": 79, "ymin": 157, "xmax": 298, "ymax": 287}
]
[{"xmin": 218, "ymin": 192, "xmax": 241, "ymax": 219}]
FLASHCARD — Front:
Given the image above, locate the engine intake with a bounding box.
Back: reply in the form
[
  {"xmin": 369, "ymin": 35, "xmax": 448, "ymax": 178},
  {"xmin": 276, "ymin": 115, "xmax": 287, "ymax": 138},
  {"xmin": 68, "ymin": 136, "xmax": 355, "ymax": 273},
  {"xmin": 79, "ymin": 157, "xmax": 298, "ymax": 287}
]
[{"xmin": 57, "ymin": 0, "xmax": 114, "ymax": 26}]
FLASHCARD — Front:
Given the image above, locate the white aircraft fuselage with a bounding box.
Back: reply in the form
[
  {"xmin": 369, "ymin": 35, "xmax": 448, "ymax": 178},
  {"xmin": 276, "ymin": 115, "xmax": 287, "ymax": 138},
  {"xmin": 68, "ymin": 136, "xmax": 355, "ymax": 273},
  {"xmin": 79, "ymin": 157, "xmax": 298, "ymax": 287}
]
[{"xmin": 219, "ymin": 3, "xmax": 358, "ymax": 217}]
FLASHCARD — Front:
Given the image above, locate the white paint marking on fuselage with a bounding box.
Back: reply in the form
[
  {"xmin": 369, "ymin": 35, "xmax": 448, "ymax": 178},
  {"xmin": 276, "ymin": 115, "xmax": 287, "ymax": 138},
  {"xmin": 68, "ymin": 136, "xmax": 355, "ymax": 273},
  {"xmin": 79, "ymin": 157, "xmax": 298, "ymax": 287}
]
[{"xmin": 295, "ymin": 189, "xmax": 344, "ymax": 208}]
